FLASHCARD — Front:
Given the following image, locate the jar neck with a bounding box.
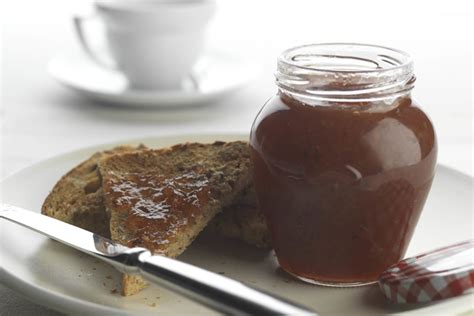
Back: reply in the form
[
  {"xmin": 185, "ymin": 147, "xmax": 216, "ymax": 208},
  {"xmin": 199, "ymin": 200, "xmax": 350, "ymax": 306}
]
[{"xmin": 275, "ymin": 43, "xmax": 416, "ymax": 105}]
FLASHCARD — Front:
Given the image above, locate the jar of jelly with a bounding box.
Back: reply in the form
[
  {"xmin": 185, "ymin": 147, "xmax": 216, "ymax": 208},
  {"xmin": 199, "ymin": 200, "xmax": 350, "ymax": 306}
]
[{"xmin": 250, "ymin": 43, "xmax": 437, "ymax": 286}]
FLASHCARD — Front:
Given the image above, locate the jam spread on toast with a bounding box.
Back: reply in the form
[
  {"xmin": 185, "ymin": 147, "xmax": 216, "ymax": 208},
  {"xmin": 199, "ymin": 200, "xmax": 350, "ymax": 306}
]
[{"xmin": 104, "ymin": 170, "xmax": 210, "ymax": 252}]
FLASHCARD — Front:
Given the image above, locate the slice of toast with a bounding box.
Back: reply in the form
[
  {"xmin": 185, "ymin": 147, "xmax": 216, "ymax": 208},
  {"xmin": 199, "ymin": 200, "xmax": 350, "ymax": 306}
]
[
  {"xmin": 41, "ymin": 145, "xmax": 146, "ymax": 237},
  {"xmin": 41, "ymin": 143, "xmax": 271, "ymax": 249},
  {"xmin": 99, "ymin": 141, "xmax": 254, "ymax": 295}
]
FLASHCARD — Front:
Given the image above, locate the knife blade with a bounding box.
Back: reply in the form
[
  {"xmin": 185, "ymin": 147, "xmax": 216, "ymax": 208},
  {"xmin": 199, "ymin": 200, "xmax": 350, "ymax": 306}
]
[{"xmin": 0, "ymin": 203, "xmax": 316, "ymax": 315}]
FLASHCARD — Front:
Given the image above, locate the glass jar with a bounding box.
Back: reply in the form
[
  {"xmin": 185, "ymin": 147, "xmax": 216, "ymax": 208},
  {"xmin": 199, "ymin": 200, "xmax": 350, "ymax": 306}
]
[{"xmin": 250, "ymin": 43, "xmax": 437, "ymax": 286}]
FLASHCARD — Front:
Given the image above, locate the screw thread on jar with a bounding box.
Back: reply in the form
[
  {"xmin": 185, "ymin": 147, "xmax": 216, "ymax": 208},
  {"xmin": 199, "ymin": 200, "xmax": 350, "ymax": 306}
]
[{"xmin": 275, "ymin": 43, "xmax": 416, "ymax": 104}]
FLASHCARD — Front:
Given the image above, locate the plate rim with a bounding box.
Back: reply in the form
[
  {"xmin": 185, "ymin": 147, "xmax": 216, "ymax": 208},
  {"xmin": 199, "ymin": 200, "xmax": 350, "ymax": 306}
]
[{"xmin": 1, "ymin": 133, "xmax": 473, "ymax": 315}]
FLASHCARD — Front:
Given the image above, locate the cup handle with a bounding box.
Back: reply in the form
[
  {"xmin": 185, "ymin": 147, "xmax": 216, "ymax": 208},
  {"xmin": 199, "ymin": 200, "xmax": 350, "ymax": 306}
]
[{"xmin": 73, "ymin": 14, "xmax": 116, "ymax": 69}]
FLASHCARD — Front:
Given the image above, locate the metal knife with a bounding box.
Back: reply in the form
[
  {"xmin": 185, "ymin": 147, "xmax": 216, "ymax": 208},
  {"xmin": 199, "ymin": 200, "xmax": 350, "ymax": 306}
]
[{"xmin": 0, "ymin": 203, "xmax": 316, "ymax": 315}]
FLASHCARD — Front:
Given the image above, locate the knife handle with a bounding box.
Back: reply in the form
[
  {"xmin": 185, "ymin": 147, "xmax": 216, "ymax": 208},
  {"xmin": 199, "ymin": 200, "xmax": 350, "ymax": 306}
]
[{"xmin": 137, "ymin": 252, "xmax": 316, "ymax": 315}]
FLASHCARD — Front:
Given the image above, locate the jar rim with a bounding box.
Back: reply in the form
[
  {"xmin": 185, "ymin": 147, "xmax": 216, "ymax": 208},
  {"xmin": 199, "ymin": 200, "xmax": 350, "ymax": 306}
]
[
  {"xmin": 278, "ymin": 43, "xmax": 413, "ymax": 75},
  {"xmin": 276, "ymin": 43, "xmax": 415, "ymax": 103}
]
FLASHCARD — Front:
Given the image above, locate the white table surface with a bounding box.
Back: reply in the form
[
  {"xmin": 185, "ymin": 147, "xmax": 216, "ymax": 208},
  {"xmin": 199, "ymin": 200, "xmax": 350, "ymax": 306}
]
[{"xmin": 1, "ymin": 0, "xmax": 472, "ymax": 315}]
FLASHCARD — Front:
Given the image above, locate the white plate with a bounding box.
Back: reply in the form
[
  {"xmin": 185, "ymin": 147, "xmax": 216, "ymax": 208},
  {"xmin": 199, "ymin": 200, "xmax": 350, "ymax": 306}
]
[
  {"xmin": 1, "ymin": 133, "xmax": 473, "ymax": 315},
  {"xmin": 48, "ymin": 52, "xmax": 259, "ymax": 108}
]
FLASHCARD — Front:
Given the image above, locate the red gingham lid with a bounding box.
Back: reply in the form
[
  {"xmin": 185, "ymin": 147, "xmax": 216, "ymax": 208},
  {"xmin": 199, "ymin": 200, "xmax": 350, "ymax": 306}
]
[{"xmin": 378, "ymin": 239, "xmax": 474, "ymax": 304}]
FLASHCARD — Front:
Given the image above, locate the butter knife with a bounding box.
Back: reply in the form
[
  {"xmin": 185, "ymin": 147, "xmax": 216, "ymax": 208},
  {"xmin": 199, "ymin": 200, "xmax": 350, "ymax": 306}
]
[{"xmin": 0, "ymin": 203, "xmax": 316, "ymax": 315}]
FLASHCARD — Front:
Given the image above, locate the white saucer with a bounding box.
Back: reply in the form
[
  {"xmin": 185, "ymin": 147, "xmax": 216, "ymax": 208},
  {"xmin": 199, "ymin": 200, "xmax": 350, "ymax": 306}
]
[
  {"xmin": 1, "ymin": 133, "xmax": 473, "ymax": 315},
  {"xmin": 48, "ymin": 52, "xmax": 260, "ymax": 108}
]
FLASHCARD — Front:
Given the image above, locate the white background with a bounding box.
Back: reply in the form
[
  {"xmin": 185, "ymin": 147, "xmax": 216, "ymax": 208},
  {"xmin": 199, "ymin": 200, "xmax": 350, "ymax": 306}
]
[{"xmin": 0, "ymin": 0, "xmax": 472, "ymax": 314}]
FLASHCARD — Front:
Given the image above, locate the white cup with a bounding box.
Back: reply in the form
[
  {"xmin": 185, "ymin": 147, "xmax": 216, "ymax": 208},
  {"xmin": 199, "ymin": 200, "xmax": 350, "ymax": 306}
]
[{"xmin": 74, "ymin": 0, "xmax": 216, "ymax": 90}]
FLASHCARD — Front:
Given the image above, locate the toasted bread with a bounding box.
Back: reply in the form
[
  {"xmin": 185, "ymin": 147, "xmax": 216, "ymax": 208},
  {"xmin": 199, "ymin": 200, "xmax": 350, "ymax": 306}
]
[
  {"xmin": 41, "ymin": 141, "xmax": 271, "ymax": 296},
  {"xmin": 99, "ymin": 141, "xmax": 254, "ymax": 295}
]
